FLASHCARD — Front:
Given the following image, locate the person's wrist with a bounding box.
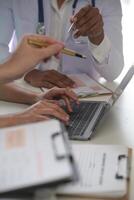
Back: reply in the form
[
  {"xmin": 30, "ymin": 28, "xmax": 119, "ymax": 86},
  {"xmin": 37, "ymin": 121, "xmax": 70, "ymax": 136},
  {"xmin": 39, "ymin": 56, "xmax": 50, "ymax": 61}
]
[
  {"xmin": 33, "ymin": 93, "xmax": 42, "ymax": 103},
  {"xmin": 8, "ymin": 55, "xmax": 23, "ymax": 70},
  {"xmin": 27, "ymin": 93, "xmax": 40, "ymax": 104},
  {"xmin": 88, "ymin": 30, "xmax": 104, "ymax": 45},
  {"xmin": 11, "ymin": 112, "xmax": 32, "ymax": 126},
  {"xmin": 11, "ymin": 110, "xmax": 34, "ymax": 125}
]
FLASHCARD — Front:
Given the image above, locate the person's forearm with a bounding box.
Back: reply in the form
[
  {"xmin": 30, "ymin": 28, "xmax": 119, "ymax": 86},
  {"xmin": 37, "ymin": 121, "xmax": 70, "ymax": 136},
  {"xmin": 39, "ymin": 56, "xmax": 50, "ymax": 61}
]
[
  {"xmin": 0, "ymin": 114, "xmax": 20, "ymax": 128},
  {"xmin": 0, "ymin": 113, "xmax": 31, "ymax": 128},
  {"xmin": 0, "ymin": 83, "xmax": 38, "ymax": 105},
  {"xmin": 0, "ymin": 60, "xmax": 24, "ymax": 84},
  {"xmin": 0, "ymin": 62, "xmax": 16, "ymax": 84}
]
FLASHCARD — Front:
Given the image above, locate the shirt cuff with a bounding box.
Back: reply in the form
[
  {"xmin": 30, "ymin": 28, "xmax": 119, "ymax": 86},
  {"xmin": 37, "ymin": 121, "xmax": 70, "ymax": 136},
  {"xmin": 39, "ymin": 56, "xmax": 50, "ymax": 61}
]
[{"xmin": 90, "ymin": 34, "xmax": 111, "ymax": 63}]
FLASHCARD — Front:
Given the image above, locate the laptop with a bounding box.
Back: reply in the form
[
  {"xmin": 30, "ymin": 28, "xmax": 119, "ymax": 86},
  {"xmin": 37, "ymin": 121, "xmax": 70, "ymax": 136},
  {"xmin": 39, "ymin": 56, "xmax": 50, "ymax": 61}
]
[{"xmin": 66, "ymin": 66, "xmax": 134, "ymax": 140}]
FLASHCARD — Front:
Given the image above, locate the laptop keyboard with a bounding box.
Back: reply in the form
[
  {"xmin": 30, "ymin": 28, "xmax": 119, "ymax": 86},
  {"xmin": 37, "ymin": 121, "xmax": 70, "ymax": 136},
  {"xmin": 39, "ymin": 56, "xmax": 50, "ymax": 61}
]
[{"xmin": 66, "ymin": 101, "xmax": 102, "ymax": 139}]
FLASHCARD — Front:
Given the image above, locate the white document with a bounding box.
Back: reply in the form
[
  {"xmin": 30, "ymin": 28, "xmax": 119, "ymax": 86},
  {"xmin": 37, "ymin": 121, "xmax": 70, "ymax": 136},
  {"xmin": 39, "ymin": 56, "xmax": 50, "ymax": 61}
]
[
  {"xmin": 68, "ymin": 74, "xmax": 112, "ymax": 98},
  {"xmin": 0, "ymin": 120, "xmax": 76, "ymax": 194},
  {"xmin": 57, "ymin": 144, "xmax": 129, "ymax": 198}
]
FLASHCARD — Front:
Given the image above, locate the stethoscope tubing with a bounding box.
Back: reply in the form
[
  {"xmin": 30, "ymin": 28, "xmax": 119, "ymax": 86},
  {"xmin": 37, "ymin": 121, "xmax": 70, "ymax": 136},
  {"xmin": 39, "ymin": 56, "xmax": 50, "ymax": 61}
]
[{"xmin": 38, "ymin": 0, "xmax": 95, "ymax": 23}]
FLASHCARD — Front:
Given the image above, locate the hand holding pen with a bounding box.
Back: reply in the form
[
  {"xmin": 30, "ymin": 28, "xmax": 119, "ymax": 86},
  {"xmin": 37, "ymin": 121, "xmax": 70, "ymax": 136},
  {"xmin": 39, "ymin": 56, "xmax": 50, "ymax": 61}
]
[{"xmin": 68, "ymin": 3, "xmax": 104, "ymax": 45}]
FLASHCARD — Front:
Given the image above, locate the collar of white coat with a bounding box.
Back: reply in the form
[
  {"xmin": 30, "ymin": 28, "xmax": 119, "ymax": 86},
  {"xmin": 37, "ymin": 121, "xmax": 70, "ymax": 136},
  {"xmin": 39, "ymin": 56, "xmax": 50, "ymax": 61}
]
[{"xmin": 50, "ymin": 0, "xmax": 73, "ymax": 10}]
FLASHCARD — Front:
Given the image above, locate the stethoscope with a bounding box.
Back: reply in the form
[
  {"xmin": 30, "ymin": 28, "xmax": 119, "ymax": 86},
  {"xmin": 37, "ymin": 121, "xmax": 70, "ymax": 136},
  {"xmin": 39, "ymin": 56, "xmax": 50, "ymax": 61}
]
[{"xmin": 36, "ymin": 0, "xmax": 96, "ymax": 35}]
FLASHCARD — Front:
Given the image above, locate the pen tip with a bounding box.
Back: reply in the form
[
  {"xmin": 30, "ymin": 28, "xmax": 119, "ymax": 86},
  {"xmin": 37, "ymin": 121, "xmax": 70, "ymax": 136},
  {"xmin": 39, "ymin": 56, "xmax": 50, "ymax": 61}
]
[
  {"xmin": 75, "ymin": 53, "xmax": 87, "ymax": 59},
  {"xmin": 82, "ymin": 55, "xmax": 87, "ymax": 59}
]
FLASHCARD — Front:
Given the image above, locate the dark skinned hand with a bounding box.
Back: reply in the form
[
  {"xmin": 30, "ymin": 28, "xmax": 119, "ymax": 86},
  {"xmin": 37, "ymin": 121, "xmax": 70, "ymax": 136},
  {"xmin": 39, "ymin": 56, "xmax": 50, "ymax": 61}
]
[
  {"xmin": 24, "ymin": 69, "xmax": 76, "ymax": 89},
  {"xmin": 71, "ymin": 4, "xmax": 104, "ymax": 45}
]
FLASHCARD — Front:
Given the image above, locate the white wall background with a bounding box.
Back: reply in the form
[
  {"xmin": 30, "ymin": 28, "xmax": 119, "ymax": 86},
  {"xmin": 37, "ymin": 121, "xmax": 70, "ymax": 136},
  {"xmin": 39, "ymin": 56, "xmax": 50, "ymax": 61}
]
[{"xmin": 121, "ymin": 0, "xmax": 134, "ymax": 68}]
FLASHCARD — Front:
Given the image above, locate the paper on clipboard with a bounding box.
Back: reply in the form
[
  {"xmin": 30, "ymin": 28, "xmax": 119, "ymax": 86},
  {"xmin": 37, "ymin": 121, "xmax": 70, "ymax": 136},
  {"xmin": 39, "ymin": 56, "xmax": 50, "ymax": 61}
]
[
  {"xmin": 68, "ymin": 74, "xmax": 112, "ymax": 98},
  {"xmin": 0, "ymin": 120, "xmax": 78, "ymax": 195},
  {"xmin": 57, "ymin": 144, "xmax": 130, "ymax": 198}
]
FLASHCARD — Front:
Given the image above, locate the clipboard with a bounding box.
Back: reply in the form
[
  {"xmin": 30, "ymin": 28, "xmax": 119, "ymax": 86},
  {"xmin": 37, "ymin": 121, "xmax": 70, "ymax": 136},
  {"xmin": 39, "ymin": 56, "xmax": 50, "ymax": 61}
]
[
  {"xmin": 0, "ymin": 120, "xmax": 78, "ymax": 196},
  {"xmin": 56, "ymin": 145, "xmax": 132, "ymax": 200}
]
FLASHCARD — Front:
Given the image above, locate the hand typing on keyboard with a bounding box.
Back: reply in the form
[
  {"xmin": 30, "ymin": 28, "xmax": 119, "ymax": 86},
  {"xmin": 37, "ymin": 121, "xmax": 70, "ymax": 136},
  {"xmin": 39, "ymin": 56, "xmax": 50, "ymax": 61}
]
[{"xmin": 65, "ymin": 101, "xmax": 102, "ymax": 139}]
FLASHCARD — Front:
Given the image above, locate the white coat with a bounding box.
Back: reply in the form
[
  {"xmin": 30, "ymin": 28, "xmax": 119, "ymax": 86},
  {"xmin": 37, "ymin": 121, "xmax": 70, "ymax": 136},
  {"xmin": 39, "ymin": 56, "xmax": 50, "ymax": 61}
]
[{"xmin": 0, "ymin": 0, "xmax": 124, "ymax": 81}]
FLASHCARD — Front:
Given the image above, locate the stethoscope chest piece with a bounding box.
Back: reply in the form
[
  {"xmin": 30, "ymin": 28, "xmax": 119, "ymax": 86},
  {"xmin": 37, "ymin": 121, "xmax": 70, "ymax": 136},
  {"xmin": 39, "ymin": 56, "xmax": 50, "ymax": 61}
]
[{"xmin": 36, "ymin": 22, "xmax": 46, "ymax": 34}]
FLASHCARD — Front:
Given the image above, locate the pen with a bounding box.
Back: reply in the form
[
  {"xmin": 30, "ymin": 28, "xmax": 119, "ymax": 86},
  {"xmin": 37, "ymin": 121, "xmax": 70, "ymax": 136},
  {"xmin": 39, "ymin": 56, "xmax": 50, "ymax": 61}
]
[
  {"xmin": 68, "ymin": 0, "xmax": 96, "ymax": 33},
  {"xmin": 28, "ymin": 39, "xmax": 86, "ymax": 59},
  {"xmin": 40, "ymin": 87, "xmax": 45, "ymax": 92}
]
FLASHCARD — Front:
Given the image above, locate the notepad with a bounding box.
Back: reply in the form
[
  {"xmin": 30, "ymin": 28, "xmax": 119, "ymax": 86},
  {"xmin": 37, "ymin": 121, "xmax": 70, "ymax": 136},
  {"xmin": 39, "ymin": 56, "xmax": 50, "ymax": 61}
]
[
  {"xmin": 69, "ymin": 74, "xmax": 112, "ymax": 98},
  {"xmin": 57, "ymin": 144, "xmax": 131, "ymax": 198}
]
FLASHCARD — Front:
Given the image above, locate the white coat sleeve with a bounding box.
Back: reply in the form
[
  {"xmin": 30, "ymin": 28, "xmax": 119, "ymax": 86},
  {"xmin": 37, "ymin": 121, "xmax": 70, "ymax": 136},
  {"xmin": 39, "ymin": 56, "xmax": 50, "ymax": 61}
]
[
  {"xmin": 0, "ymin": 0, "xmax": 14, "ymax": 63},
  {"xmin": 89, "ymin": 0, "xmax": 124, "ymax": 81}
]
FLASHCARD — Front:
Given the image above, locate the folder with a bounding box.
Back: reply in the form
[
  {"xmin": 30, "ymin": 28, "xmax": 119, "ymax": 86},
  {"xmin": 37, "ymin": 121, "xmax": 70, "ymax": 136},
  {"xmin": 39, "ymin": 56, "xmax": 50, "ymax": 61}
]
[
  {"xmin": 56, "ymin": 144, "xmax": 132, "ymax": 200},
  {"xmin": 0, "ymin": 120, "xmax": 78, "ymax": 196}
]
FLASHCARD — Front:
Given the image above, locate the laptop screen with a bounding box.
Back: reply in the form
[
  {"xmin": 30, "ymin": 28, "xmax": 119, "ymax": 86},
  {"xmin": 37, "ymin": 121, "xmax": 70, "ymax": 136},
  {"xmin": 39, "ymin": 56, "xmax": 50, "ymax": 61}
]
[{"xmin": 111, "ymin": 66, "xmax": 134, "ymax": 103}]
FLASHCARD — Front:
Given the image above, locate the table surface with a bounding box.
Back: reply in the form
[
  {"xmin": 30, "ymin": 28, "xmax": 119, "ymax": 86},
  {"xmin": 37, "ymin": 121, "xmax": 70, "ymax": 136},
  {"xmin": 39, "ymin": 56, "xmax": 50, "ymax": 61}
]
[{"xmin": 0, "ymin": 76, "xmax": 134, "ymax": 200}]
